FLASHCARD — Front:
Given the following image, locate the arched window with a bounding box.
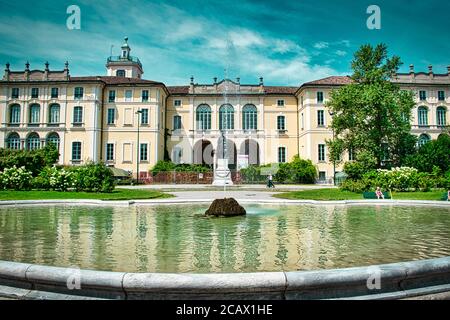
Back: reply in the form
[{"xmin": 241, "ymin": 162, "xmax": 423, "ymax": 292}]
[
  {"xmin": 437, "ymin": 107, "xmax": 447, "ymax": 127},
  {"xmin": 46, "ymin": 132, "xmax": 60, "ymax": 151},
  {"xmin": 242, "ymin": 104, "xmax": 257, "ymax": 131},
  {"xmin": 418, "ymin": 106, "xmax": 428, "ymax": 126},
  {"xmin": 26, "ymin": 132, "xmax": 40, "ymax": 150},
  {"xmin": 9, "ymin": 104, "xmax": 20, "ymax": 124},
  {"xmin": 116, "ymin": 70, "xmax": 126, "ymax": 77},
  {"xmin": 49, "ymin": 104, "xmax": 60, "ymax": 124},
  {"xmin": 418, "ymin": 134, "xmax": 431, "ymax": 147},
  {"xmin": 6, "ymin": 133, "xmax": 20, "ymax": 150},
  {"xmin": 29, "ymin": 104, "xmax": 40, "ymax": 124},
  {"xmin": 219, "ymin": 104, "xmax": 234, "ymax": 130},
  {"xmin": 196, "ymin": 104, "xmax": 211, "ymax": 130}
]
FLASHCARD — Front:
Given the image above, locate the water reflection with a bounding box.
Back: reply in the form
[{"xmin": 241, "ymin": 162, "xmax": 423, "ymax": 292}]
[{"xmin": 0, "ymin": 204, "xmax": 449, "ymax": 273}]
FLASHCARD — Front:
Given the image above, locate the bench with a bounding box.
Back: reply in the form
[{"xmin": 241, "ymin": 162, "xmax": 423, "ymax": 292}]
[
  {"xmin": 441, "ymin": 192, "xmax": 450, "ymax": 201},
  {"xmin": 363, "ymin": 192, "xmax": 391, "ymax": 199}
]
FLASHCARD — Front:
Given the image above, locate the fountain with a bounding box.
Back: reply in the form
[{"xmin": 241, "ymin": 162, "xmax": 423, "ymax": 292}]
[{"xmin": 208, "ymin": 43, "xmax": 246, "ymax": 216}]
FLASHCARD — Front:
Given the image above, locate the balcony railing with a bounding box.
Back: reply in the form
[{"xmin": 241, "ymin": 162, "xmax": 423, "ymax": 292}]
[{"xmin": 107, "ymin": 56, "xmax": 142, "ymax": 68}]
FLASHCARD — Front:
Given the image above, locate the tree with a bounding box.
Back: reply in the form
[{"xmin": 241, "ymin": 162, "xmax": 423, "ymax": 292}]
[
  {"xmin": 405, "ymin": 134, "xmax": 450, "ymax": 173},
  {"xmin": 326, "ymin": 44, "xmax": 416, "ymax": 168}
]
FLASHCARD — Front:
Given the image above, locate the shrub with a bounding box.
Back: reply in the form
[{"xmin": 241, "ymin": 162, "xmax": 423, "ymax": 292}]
[
  {"xmin": 289, "ymin": 156, "xmax": 317, "ymax": 184},
  {"xmin": 71, "ymin": 162, "xmax": 115, "ymax": 193},
  {"xmin": 340, "ymin": 179, "xmax": 366, "ymax": 193},
  {"xmin": 239, "ymin": 156, "xmax": 317, "ymax": 184},
  {"xmin": 35, "ymin": 166, "xmax": 74, "ymax": 191},
  {"xmin": 151, "ymin": 161, "xmax": 211, "ymax": 175},
  {"xmin": 0, "ymin": 144, "xmax": 59, "ymax": 176},
  {"xmin": 0, "ymin": 166, "xmax": 33, "ymax": 190}
]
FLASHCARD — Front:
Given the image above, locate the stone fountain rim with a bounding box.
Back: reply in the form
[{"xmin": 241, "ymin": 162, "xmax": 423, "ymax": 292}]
[{"xmin": 0, "ymin": 199, "xmax": 449, "ymax": 208}]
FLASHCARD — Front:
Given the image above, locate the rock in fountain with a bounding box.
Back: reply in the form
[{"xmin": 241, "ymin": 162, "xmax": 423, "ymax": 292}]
[{"xmin": 205, "ymin": 198, "xmax": 246, "ymax": 217}]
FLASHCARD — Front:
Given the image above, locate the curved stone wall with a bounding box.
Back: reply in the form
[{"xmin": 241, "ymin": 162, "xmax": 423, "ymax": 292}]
[{"xmin": 1, "ymin": 257, "xmax": 449, "ymax": 300}]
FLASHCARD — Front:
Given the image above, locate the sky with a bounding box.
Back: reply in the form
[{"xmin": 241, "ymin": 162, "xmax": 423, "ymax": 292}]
[{"xmin": 0, "ymin": 0, "xmax": 449, "ymax": 86}]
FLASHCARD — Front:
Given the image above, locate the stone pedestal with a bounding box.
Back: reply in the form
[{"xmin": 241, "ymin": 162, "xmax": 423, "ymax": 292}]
[
  {"xmin": 205, "ymin": 198, "xmax": 246, "ymax": 217},
  {"xmin": 212, "ymin": 159, "xmax": 233, "ymax": 186}
]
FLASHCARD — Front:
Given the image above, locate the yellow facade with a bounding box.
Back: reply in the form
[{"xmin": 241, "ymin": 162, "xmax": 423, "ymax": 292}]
[{"xmin": 1, "ymin": 49, "xmax": 449, "ymax": 183}]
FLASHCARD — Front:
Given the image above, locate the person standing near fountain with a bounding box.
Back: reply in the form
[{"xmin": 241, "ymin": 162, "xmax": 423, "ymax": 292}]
[{"xmin": 267, "ymin": 174, "xmax": 275, "ymax": 188}]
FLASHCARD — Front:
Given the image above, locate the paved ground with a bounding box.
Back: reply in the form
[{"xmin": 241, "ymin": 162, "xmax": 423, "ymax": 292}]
[
  {"xmin": 119, "ymin": 184, "xmax": 335, "ymax": 192},
  {"xmin": 168, "ymin": 190, "xmax": 278, "ymax": 201}
]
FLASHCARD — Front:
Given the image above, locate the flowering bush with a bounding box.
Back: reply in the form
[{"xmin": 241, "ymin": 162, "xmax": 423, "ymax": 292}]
[
  {"xmin": 0, "ymin": 165, "xmax": 33, "ymax": 190},
  {"xmin": 34, "ymin": 166, "xmax": 74, "ymax": 191}
]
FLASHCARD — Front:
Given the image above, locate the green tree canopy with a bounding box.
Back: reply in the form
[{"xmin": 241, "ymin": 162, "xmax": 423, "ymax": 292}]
[{"xmin": 326, "ymin": 44, "xmax": 416, "ymax": 168}]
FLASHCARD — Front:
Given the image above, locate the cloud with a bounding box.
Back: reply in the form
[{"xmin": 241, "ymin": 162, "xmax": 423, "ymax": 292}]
[
  {"xmin": 0, "ymin": 0, "xmax": 343, "ymax": 86},
  {"xmin": 314, "ymin": 42, "xmax": 329, "ymax": 49},
  {"xmin": 336, "ymin": 50, "xmax": 347, "ymax": 56}
]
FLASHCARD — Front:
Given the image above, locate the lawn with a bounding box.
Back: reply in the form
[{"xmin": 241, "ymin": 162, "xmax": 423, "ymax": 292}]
[
  {"xmin": 274, "ymin": 188, "xmax": 448, "ymax": 201},
  {"xmin": 0, "ymin": 189, "xmax": 173, "ymax": 201}
]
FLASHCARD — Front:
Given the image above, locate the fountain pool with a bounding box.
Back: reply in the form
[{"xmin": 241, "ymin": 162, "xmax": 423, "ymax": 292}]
[{"xmin": 0, "ymin": 203, "xmax": 449, "ymax": 273}]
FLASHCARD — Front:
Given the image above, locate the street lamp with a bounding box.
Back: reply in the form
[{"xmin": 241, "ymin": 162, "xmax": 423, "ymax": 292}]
[
  {"xmin": 328, "ymin": 110, "xmax": 336, "ymax": 186},
  {"xmin": 136, "ymin": 109, "xmax": 143, "ymax": 184}
]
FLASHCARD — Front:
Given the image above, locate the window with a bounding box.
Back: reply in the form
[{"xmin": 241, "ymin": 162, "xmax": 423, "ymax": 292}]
[
  {"xmin": 74, "ymin": 87, "xmax": 84, "ymax": 100},
  {"xmin": 419, "ymin": 90, "xmax": 426, "ymax": 101},
  {"xmin": 318, "ymin": 171, "xmax": 326, "ymax": 181},
  {"xmin": 348, "ymin": 148, "xmax": 355, "ymax": 161},
  {"xmin": 46, "ymin": 133, "xmax": 60, "ymax": 151},
  {"xmin": 437, "ymin": 107, "xmax": 447, "ymax": 127},
  {"xmin": 278, "ymin": 147, "xmax": 286, "ymax": 163},
  {"xmin": 51, "ymin": 88, "xmax": 59, "ymax": 99},
  {"xmin": 174, "ymin": 99, "xmax": 181, "ymax": 107},
  {"xmin": 6, "ymin": 133, "xmax": 20, "ymax": 150},
  {"xmin": 317, "ymin": 110, "xmax": 325, "ymax": 126},
  {"xmin": 73, "ymin": 106, "xmax": 83, "ymax": 124},
  {"xmin": 11, "ymin": 88, "xmax": 19, "ymax": 99},
  {"xmin": 438, "ymin": 91, "xmax": 445, "ymax": 101},
  {"xmin": 31, "ymin": 88, "xmax": 39, "ymax": 99},
  {"xmin": 141, "ymin": 109, "xmax": 149, "ymax": 125},
  {"xmin": 107, "ymin": 108, "xmax": 115, "ymax": 125},
  {"xmin": 27, "ymin": 133, "xmax": 40, "ymax": 150},
  {"xmin": 142, "ymin": 90, "xmax": 149, "ymax": 102},
  {"xmin": 196, "ymin": 104, "xmax": 211, "ymax": 130},
  {"xmin": 108, "ymin": 90, "xmax": 116, "ymax": 102},
  {"xmin": 140, "ymin": 143, "xmax": 148, "ymax": 162},
  {"xmin": 317, "ymin": 92, "xmax": 324, "ymax": 103},
  {"xmin": 318, "ymin": 144, "xmax": 326, "ymax": 162},
  {"xmin": 219, "ymin": 104, "xmax": 234, "ymax": 130},
  {"xmin": 72, "ymin": 142, "xmax": 81, "ymax": 161},
  {"xmin": 277, "ymin": 100, "xmax": 285, "ymax": 107},
  {"xmin": 106, "ymin": 143, "xmax": 114, "ymax": 161},
  {"xmin": 418, "ymin": 134, "xmax": 430, "ymax": 148},
  {"xmin": 277, "ymin": 115, "xmax": 286, "ymax": 131},
  {"xmin": 418, "ymin": 106, "xmax": 428, "ymax": 126},
  {"xmin": 49, "ymin": 104, "xmax": 60, "ymax": 124},
  {"xmin": 173, "ymin": 115, "xmax": 182, "ymax": 130},
  {"xmin": 116, "ymin": 70, "xmax": 126, "ymax": 77},
  {"xmin": 29, "ymin": 104, "xmax": 40, "ymax": 124},
  {"xmin": 9, "ymin": 104, "xmax": 20, "ymax": 124},
  {"xmin": 125, "ymin": 90, "xmax": 132, "ymax": 102},
  {"xmin": 242, "ymin": 104, "xmax": 257, "ymax": 131}
]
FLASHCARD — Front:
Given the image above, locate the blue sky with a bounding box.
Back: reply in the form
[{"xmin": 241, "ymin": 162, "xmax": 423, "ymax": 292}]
[{"xmin": 0, "ymin": 0, "xmax": 449, "ymax": 86}]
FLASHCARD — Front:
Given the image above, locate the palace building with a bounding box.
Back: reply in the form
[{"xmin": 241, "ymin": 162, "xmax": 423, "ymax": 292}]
[{"xmin": 1, "ymin": 38, "xmax": 449, "ymax": 183}]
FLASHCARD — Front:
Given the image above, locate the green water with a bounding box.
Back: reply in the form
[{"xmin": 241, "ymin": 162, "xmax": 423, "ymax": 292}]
[{"xmin": 0, "ymin": 204, "xmax": 449, "ymax": 273}]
